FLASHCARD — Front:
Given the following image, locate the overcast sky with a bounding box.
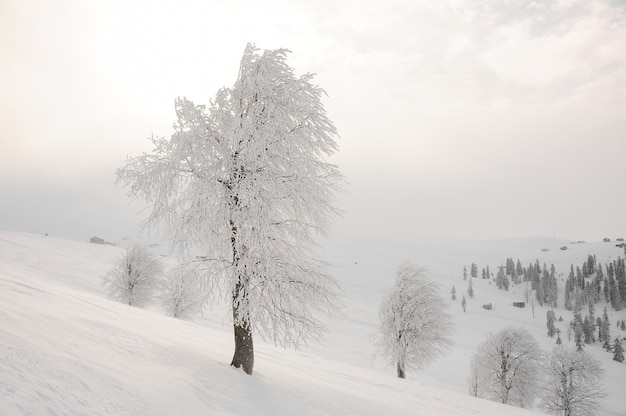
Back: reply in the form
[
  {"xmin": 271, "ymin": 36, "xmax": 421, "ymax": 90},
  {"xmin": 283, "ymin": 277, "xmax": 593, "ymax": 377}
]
[{"xmin": 1, "ymin": 0, "xmax": 625, "ymax": 250}]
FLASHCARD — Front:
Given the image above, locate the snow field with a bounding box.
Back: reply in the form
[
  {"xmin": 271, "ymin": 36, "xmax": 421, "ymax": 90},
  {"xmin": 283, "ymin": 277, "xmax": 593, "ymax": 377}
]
[{"xmin": 1, "ymin": 231, "xmax": 624, "ymax": 415}]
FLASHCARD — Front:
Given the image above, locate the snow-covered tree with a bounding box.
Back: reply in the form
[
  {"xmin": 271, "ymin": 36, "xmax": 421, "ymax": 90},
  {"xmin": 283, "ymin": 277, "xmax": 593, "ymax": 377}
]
[
  {"xmin": 547, "ymin": 310, "xmax": 556, "ymax": 338},
  {"xmin": 161, "ymin": 264, "xmax": 206, "ymax": 320},
  {"xmin": 599, "ymin": 307, "xmax": 611, "ymax": 350},
  {"xmin": 471, "ymin": 263, "xmax": 478, "ymax": 278},
  {"xmin": 468, "ymin": 326, "xmax": 543, "ymax": 407},
  {"xmin": 451, "ymin": 285, "xmax": 456, "ymax": 300},
  {"xmin": 468, "ymin": 278, "xmax": 474, "ymax": 298},
  {"xmin": 539, "ymin": 346, "xmax": 606, "ymax": 416},
  {"xmin": 582, "ymin": 315, "xmax": 595, "ymax": 344},
  {"xmin": 116, "ymin": 44, "xmax": 343, "ymax": 375},
  {"xmin": 571, "ymin": 312, "xmax": 584, "ymax": 351},
  {"xmin": 461, "ymin": 294, "xmax": 467, "ymax": 313},
  {"xmin": 613, "ymin": 338, "xmax": 624, "ymax": 363},
  {"xmin": 101, "ymin": 245, "xmax": 164, "ymax": 307},
  {"xmin": 468, "ymin": 354, "xmax": 486, "ymax": 398},
  {"xmin": 376, "ymin": 262, "xmax": 452, "ymax": 378}
]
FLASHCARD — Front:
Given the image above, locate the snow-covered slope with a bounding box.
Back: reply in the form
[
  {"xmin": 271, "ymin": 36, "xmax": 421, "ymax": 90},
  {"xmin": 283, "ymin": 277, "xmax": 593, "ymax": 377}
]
[{"xmin": 1, "ymin": 231, "xmax": 624, "ymax": 415}]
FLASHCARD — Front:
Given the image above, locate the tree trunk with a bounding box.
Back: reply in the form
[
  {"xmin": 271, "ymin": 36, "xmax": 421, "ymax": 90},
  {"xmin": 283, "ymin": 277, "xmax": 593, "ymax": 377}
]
[
  {"xmin": 396, "ymin": 361, "xmax": 405, "ymax": 378},
  {"xmin": 231, "ymin": 319, "xmax": 254, "ymax": 375},
  {"xmin": 230, "ymin": 279, "xmax": 254, "ymax": 375},
  {"xmin": 227, "ymin": 192, "xmax": 254, "ymax": 374}
]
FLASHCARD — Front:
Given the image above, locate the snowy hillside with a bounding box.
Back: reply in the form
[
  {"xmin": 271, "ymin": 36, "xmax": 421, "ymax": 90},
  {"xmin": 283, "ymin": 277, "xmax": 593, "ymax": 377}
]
[{"xmin": 1, "ymin": 231, "xmax": 624, "ymax": 415}]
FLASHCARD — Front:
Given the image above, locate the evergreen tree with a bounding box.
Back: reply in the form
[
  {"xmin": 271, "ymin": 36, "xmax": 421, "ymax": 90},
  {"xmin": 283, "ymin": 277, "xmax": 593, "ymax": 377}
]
[
  {"xmin": 486, "ymin": 265, "xmax": 491, "ymax": 280},
  {"xmin": 564, "ymin": 267, "xmax": 575, "ymax": 311},
  {"xmin": 505, "ymin": 258, "xmax": 513, "ymax": 276},
  {"xmin": 470, "ymin": 263, "xmax": 478, "ymax": 278},
  {"xmin": 547, "ymin": 264, "xmax": 558, "ymax": 308},
  {"xmin": 463, "ymin": 266, "xmax": 468, "ymax": 281},
  {"xmin": 536, "ymin": 282, "xmax": 545, "ymax": 307},
  {"xmin": 546, "ymin": 310, "xmax": 556, "ymax": 338},
  {"xmin": 530, "ymin": 262, "xmax": 540, "ymax": 290},
  {"xmin": 594, "ymin": 263, "xmax": 604, "ymax": 303},
  {"xmin": 462, "ymin": 295, "xmax": 467, "ymax": 313},
  {"xmin": 451, "ymin": 285, "xmax": 456, "ymax": 300},
  {"xmin": 572, "ymin": 313, "xmax": 584, "ymax": 351},
  {"xmin": 608, "ymin": 263, "xmax": 618, "ymax": 308},
  {"xmin": 621, "ymin": 319, "xmax": 626, "ymax": 331},
  {"xmin": 583, "ymin": 315, "xmax": 594, "ymax": 344},
  {"xmin": 556, "ymin": 331, "xmax": 562, "ymax": 345},
  {"xmin": 597, "ymin": 316, "xmax": 603, "ymax": 340},
  {"xmin": 616, "ymin": 257, "xmax": 626, "ymax": 306},
  {"xmin": 468, "ymin": 278, "xmax": 474, "ymax": 298},
  {"xmin": 587, "ymin": 301, "xmax": 596, "ymax": 340},
  {"xmin": 611, "ymin": 279, "xmax": 623, "ymax": 311},
  {"xmin": 515, "ymin": 259, "xmax": 524, "ymax": 276},
  {"xmin": 502, "ymin": 275, "xmax": 510, "ymax": 291},
  {"xmin": 512, "ymin": 266, "xmax": 520, "ymax": 285},
  {"xmin": 601, "ymin": 307, "xmax": 612, "ymax": 351},
  {"xmin": 496, "ymin": 266, "xmax": 504, "ymax": 289},
  {"xmin": 587, "ymin": 254, "xmax": 596, "ymax": 274},
  {"xmin": 613, "ymin": 338, "xmax": 624, "ymax": 363}
]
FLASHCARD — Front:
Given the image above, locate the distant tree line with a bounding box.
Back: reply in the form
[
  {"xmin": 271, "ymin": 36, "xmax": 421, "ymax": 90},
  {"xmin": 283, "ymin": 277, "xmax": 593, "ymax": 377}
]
[{"xmin": 463, "ymin": 258, "xmax": 559, "ymax": 307}]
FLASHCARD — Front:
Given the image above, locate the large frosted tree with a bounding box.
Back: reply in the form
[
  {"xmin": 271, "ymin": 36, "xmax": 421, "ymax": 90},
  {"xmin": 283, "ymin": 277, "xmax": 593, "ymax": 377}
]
[
  {"xmin": 468, "ymin": 326, "xmax": 543, "ymax": 408},
  {"xmin": 376, "ymin": 262, "xmax": 452, "ymax": 378},
  {"xmin": 117, "ymin": 44, "xmax": 343, "ymax": 375},
  {"xmin": 539, "ymin": 346, "xmax": 606, "ymax": 416}
]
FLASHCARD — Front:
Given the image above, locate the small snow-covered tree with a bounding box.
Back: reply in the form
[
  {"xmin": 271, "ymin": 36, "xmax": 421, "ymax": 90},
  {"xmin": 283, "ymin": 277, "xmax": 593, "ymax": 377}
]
[
  {"xmin": 461, "ymin": 294, "xmax": 467, "ymax": 313},
  {"xmin": 539, "ymin": 346, "xmax": 606, "ymax": 416},
  {"xmin": 471, "ymin": 263, "xmax": 478, "ymax": 278},
  {"xmin": 117, "ymin": 44, "xmax": 343, "ymax": 375},
  {"xmin": 468, "ymin": 326, "xmax": 543, "ymax": 407},
  {"xmin": 571, "ymin": 312, "xmax": 584, "ymax": 351},
  {"xmin": 468, "ymin": 353, "xmax": 487, "ymax": 398},
  {"xmin": 102, "ymin": 245, "xmax": 164, "ymax": 307},
  {"xmin": 161, "ymin": 264, "xmax": 206, "ymax": 320},
  {"xmin": 613, "ymin": 338, "xmax": 624, "ymax": 363},
  {"xmin": 547, "ymin": 310, "xmax": 556, "ymax": 338},
  {"xmin": 451, "ymin": 285, "xmax": 456, "ymax": 300},
  {"xmin": 468, "ymin": 278, "xmax": 474, "ymax": 298},
  {"xmin": 376, "ymin": 262, "xmax": 452, "ymax": 378},
  {"xmin": 599, "ymin": 307, "xmax": 612, "ymax": 351}
]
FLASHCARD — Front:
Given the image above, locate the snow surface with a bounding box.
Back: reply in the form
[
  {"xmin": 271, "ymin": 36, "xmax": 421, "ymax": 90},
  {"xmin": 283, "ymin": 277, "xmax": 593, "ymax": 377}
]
[{"xmin": 1, "ymin": 230, "xmax": 625, "ymax": 415}]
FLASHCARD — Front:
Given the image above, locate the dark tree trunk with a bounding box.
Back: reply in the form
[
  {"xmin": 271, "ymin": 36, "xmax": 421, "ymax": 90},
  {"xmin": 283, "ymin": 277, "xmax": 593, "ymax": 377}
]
[
  {"xmin": 231, "ymin": 320, "xmax": 254, "ymax": 375},
  {"xmin": 396, "ymin": 361, "xmax": 405, "ymax": 378},
  {"xmin": 230, "ymin": 279, "xmax": 254, "ymax": 375}
]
